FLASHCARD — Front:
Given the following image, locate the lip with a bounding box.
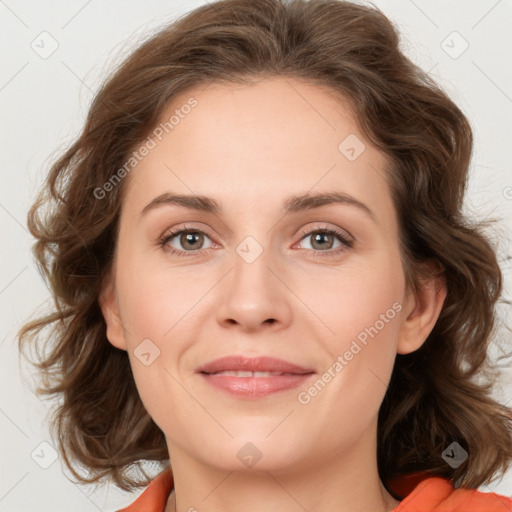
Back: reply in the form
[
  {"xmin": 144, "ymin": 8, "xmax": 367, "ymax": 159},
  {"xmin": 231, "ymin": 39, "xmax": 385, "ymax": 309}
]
[
  {"xmin": 197, "ymin": 356, "xmax": 316, "ymax": 399},
  {"xmin": 196, "ymin": 355, "xmax": 314, "ymax": 375}
]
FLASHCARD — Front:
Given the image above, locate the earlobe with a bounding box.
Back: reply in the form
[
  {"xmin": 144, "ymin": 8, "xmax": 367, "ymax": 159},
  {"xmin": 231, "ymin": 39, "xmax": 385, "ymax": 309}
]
[
  {"xmin": 98, "ymin": 277, "xmax": 128, "ymax": 351},
  {"xmin": 397, "ymin": 264, "xmax": 447, "ymax": 355}
]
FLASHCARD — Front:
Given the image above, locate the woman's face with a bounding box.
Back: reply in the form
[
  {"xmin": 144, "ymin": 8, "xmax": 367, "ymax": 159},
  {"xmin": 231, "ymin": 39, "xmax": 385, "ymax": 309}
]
[{"xmin": 101, "ymin": 77, "xmax": 435, "ymax": 474}]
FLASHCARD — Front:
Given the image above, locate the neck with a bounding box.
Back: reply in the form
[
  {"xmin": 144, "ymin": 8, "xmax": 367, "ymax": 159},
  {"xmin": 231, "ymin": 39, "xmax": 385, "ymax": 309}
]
[{"xmin": 164, "ymin": 428, "xmax": 400, "ymax": 512}]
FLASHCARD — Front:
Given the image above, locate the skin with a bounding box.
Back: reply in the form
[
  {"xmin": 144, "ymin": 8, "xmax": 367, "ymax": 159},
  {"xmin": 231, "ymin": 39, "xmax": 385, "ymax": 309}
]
[{"xmin": 100, "ymin": 76, "xmax": 447, "ymax": 512}]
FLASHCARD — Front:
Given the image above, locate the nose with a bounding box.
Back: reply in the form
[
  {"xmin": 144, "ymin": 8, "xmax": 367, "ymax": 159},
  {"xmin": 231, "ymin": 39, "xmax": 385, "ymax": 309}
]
[{"xmin": 214, "ymin": 241, "xmax": 292, "ymax": 333}]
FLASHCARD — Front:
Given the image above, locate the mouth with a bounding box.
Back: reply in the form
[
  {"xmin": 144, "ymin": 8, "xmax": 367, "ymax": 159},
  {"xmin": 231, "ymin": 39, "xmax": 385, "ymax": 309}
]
[
  {"xmin": 196, "ymin": 356, "xmax": 316, "ymax": 398},
  {"xmin": 202, "ymin": 370, "xmax": 301, "ymax": 377},
  {"xmin": 197, "ymin": 355, "xmax": 314, "ymax": 374}
]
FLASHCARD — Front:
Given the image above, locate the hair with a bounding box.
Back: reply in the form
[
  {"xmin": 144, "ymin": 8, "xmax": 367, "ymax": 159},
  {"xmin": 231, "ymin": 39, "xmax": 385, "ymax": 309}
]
[{"xmin": 18, "ymin": 0, "xmax": 512, "ymax": 498}]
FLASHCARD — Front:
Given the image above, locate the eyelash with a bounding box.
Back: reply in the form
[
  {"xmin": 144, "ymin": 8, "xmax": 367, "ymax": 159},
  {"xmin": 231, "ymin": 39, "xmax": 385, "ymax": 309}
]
[{"xmin": 158, "ymin": 224, "xmax": 354, "ymax": 258}]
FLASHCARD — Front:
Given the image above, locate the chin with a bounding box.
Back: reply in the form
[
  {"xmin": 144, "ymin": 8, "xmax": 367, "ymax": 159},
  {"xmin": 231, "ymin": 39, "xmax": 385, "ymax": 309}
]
[{"xmin": 188, "ymin": 430, "xmax": 309, "ymax": 472}]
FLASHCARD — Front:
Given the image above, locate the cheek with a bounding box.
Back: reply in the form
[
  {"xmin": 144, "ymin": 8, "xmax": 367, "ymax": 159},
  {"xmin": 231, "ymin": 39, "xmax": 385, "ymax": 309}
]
[
  {"xmin": 294, "ymin": 251, "xmax": 404, "ymax": 412},
  {"xmin": 115, "ymin": 252, "xmax": 204, "ymax": 342},
  {"xmin": 332, "ymin": 276, "xmax": 404, "ymax": 357},
  {"xmin": 296, "ymin": 273, "xmax": 403, "ymax": 440},
  {"xmin": 112, "ymin": 259, "xmax": 189, "ymax": 418},
  {"xmin": 296, "ymin": 248, "xmax": 405, "ymax": 345}
]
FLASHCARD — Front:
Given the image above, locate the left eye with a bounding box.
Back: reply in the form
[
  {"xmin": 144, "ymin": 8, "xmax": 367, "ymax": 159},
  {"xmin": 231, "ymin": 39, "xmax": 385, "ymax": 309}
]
[{"xmin": 296, "ymin": 229, "xmax": 350, "ymax": 252}]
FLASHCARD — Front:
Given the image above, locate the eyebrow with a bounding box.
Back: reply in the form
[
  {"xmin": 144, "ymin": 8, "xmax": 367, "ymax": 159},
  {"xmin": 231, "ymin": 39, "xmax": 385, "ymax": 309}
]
[{"xmin": 140, "ymin": 191, "xmax": 376, "ymax": 222}]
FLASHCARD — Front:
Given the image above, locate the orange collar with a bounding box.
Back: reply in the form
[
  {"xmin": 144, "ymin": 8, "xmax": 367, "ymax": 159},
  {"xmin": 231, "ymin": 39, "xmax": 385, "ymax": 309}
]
[{"xmin": 117, "ymin": 467, "xmax": 512, "ymax": 512}]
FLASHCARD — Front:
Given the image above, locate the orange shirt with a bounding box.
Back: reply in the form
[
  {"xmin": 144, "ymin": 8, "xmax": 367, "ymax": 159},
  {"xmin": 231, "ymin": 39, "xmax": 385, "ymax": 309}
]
[{"xmin": 117, "ymin": 467, "xmax": 512, "ymax": 511}]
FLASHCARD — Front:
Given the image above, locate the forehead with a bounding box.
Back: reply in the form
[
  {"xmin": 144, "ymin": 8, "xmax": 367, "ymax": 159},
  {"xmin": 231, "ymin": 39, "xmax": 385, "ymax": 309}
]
[{"xmin": 122, "ymin": 76, "xmax": 393, "ymax": 221}]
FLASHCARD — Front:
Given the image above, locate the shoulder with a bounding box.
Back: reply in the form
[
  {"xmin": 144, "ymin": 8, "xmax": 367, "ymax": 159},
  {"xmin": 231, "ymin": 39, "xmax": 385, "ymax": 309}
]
[
  {"xmin": 391, "ymin": 474, "xmax": 512, "ymax": 512},
  {"xmin": 116, "ymin": 467, "xmax": 174, "ymax": 512}
]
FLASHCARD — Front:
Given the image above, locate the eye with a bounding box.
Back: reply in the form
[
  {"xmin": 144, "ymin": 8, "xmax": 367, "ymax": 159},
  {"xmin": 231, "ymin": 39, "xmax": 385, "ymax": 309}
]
[
  {"xmin": 158, "ymin": 224, "xmax": 353, "ymax": 258},
  {"xmin": 295, "ymin": 226, "xmax": 353, "ymax": 256},
  {"xmin": 159, "ymin": 225, "xmax": 214, "ymax": 257}
]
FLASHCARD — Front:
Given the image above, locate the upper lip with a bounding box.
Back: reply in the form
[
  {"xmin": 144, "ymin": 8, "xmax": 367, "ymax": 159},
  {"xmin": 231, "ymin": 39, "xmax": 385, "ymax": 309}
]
[{"xmin": 197, "ymin": 356, "xmax": 315, "ymax": 375}]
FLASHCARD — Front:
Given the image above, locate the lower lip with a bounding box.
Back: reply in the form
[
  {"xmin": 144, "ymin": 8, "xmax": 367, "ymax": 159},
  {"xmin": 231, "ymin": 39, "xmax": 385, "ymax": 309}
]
[{"xmin": 199, "ymin": 372, "xmax": 315, "ymax": 398}]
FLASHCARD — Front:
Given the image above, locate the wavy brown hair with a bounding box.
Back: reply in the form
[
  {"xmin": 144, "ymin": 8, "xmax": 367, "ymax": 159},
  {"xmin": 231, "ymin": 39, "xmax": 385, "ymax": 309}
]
[{"xmin": 18, "ymin": 0, "xmax": 512, "ymax": 497}]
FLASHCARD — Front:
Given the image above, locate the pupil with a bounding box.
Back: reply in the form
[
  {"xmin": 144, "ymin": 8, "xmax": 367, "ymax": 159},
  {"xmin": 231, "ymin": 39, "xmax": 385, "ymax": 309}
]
[
  {"xmin": 183, "ymin": 232, "xmax": 201, "ymax": 249},
  {"xmin": 314, "ymin": 233, "xmax": 331, "ymax": 249}
]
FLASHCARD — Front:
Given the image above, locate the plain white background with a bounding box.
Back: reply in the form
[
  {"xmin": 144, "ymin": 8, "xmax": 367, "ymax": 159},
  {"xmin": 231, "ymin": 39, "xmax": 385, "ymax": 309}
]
[{"xmin": 1, "ymin": 0, "xmax": 511, "ymax": 510}]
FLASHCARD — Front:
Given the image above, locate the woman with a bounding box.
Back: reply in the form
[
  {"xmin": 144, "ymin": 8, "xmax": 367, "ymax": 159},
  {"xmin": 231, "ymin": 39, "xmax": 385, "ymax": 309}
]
[{"xmin": 18, "ymin": 0, "xmax": 512, "ymax": 511}]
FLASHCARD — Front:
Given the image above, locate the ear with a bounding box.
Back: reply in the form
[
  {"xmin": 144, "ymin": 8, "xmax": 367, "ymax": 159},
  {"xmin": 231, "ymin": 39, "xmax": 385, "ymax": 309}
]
[
  {"xmin": 98, "ymin": 273, "xmax": 128, "ymax": 351},
  {"xmin": 397, "ymin": 262, "xmax": 447, "ymax": 355}
]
